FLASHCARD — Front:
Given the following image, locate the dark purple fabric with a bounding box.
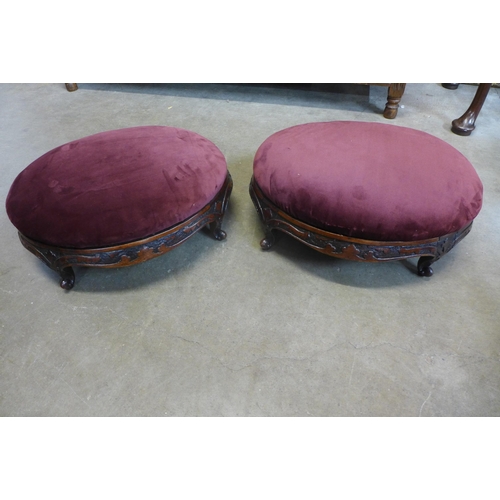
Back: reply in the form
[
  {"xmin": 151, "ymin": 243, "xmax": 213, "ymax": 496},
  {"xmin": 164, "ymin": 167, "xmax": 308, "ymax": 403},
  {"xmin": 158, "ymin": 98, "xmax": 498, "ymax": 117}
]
[
  {"xmin": 6, "ymin": 126, "xmax": 227, "ymax": 248},
  {"xmin": 253, "ymin": 121, "xmax": 483, "ymax": 241}
]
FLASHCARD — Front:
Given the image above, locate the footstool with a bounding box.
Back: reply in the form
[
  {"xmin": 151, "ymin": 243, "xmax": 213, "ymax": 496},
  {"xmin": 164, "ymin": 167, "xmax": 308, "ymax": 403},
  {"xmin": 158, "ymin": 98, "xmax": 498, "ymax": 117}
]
[
  {"xmin": 6, "ymin": 126, "xmax": 232, "ymax": 289},
  {"xmin": 249, "ymin": 121, "xmax": 483, "ymax": 277}
]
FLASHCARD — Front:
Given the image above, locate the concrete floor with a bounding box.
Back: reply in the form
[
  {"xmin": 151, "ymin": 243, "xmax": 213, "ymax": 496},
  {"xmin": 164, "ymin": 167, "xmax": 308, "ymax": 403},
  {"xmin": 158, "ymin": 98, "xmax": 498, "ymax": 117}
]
[{"xmin": 1, "ymin": 83, "xmax": 499, "ymax": 417}]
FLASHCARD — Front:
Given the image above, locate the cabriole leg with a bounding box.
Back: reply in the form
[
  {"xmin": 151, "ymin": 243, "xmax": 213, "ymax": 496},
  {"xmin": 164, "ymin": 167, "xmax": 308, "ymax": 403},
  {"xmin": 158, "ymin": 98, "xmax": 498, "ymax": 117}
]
[
  {"xmin": 260, "ymin": 227, "xmax": 278, "ymax": 250},
  {"xmin": 209, "ymin": 218, "xmax": 227, "ymax": 241},
  {"xmin": 58, "ymin": 266, "xmax": 76, "ymax": 290},
  {"xmin": 451, "ymin": 83, "xmax": 492, "ymax": 136},
  {"xmin": 417, "ymin": 256, "xmax": 434, "ymax": 277}
]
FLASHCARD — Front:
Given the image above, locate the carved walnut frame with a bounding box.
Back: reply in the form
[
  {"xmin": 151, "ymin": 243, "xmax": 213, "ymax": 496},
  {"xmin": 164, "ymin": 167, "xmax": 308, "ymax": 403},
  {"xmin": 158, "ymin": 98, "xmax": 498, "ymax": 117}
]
[
  {"xmin": 18, "ymin": 173, "xmax": 233, "ymax": 290},
  {"xmin": 249, "ymin": 176, "xmax": 472, "ymax": 277}
]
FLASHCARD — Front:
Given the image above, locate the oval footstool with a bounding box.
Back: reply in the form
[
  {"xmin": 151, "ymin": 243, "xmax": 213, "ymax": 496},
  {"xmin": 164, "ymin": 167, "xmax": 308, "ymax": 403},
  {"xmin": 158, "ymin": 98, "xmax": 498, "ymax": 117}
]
[
  {"xmin": 249, "ymin": 121, "xmax": 483, "ymax": 277},
  {"xmin": 6, "ymin": 126, "xmax": 232, "ymax": 289}
]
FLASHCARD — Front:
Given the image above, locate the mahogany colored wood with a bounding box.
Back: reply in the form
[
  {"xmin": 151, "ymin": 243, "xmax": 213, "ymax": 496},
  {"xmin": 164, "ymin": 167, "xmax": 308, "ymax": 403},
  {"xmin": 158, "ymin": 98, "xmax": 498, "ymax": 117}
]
[
  {"xmin": 65, "ymin": 83, "xmax": 78, "ymax": 92},
  {"xmin": 18, "ymin": 173, "xmax": 233, "ymax": 290},
  {"xmin": 451, "ymin": 83, "xmax": 492, "ymax": 136},
  {"xmin": 249, "ymin": 177, "xmax": 472, "ymax": 277}
]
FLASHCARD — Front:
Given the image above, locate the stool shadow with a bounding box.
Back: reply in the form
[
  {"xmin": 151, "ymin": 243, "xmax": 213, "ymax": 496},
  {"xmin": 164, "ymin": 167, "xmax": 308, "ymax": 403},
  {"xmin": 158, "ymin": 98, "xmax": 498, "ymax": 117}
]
[
  {"xmin": 34, "ymin": 227, "xmax": 227, "ymax": 293},
  {"xmin": 256, "ymin": 230, "xmax": 452, "ymax": 289},
  {"xmin": 77, "ymin": 83, "xmax": 385, "ymax": 115}
]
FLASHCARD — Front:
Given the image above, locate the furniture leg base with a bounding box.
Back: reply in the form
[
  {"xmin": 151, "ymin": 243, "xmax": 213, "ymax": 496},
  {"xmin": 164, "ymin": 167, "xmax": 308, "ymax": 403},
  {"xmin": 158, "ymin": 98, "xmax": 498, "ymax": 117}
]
[
  {"xmin": 451, "ymin": 121, "xmax": 474, "ymax": 136},
  {"xmin": 383, "ymin": 83, "xmax": 406, "ymax": 119},
  {"xmin": 450, "ymin": 83, "xmax": 492, "ymax": 136},
  {"xmin": 417, "ymin": 256, "xmax": 435, "ymax": 277}
]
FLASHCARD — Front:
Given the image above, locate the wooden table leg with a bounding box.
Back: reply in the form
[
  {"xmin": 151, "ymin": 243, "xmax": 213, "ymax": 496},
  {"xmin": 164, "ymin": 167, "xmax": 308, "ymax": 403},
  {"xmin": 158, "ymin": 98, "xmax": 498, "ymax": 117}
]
[
  {"xmin": 383, "ymin": 83, "xmax": 406, "ymax": 119},
  {"xmin": 451, "ymin": 83, "xmax": 492, "ymax": 136},
  {"xmin": 65, "ymin": 83, "xmax": 78, "ymax": 92}
]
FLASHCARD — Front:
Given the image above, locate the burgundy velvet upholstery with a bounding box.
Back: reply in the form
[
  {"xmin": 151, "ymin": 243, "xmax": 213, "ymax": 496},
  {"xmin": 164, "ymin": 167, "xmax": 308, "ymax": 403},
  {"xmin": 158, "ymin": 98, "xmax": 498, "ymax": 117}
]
[
  {"xmin": 6, "ymin": 126, "xmax": 228, "ymax": 248},
  {"xmin": 253, "ymin": 121, "xmax": 483, "ymax": 241}
]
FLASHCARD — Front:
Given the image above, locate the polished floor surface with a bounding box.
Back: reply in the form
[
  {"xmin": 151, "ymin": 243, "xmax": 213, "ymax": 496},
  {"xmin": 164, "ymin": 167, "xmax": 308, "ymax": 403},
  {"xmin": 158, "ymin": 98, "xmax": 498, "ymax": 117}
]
[{"xmin": 1, "ymin": 83, "xmax": 499, "ymax": 416}]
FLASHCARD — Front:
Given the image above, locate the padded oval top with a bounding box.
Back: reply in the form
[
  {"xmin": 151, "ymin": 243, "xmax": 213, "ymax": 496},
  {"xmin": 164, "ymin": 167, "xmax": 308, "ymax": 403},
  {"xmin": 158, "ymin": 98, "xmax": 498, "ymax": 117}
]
[
  {"xmin": 253, "ymin": 121, "xmax": 483, "ymax": 241},
  {"xmin": 6, "ymin": 126, "xmax": 227, "ymax": 248}
]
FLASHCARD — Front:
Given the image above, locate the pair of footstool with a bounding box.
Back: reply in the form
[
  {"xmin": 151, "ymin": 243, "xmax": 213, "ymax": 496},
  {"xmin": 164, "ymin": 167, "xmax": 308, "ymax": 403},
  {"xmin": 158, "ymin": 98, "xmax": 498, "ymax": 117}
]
[{"xmin": 6, "ymin": 122, "xmax": 483, "ymax": 289}]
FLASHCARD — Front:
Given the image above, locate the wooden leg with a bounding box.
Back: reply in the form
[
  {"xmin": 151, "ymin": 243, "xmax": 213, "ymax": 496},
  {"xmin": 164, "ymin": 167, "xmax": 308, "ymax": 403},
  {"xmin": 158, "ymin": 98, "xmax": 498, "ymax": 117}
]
[
  {"xmin": 208, "ymin": 218, "xmax": 227, "ymax": 241},
  {"xmin": 260, "ymin": 227, "xmax": 278, "ymax": 250},
  {"xmin": 383, "ymin": 83, "xmax": 406, "ymax": 119},
  {"xmin": 65, "ymin": 83, "xmax": 78, "ymax": 92},
  {"xmin": 417, "ymin": 256, "xmax": 434, "ymax": 277},
  {"xmin": 59, "ymin": 267, "xmax": 76, "ymax": 290},
  {"xmin": 451, "ymin": 83, "xmax": 492, "ymax": 136}
]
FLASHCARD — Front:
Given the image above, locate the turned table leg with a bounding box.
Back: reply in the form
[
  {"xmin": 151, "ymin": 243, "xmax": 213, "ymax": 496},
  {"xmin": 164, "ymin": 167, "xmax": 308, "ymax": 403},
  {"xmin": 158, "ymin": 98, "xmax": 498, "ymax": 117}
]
[
  {"xmin": 451, "ymin": 83, "xmax": 492, "ymax": 136},
  {"xmin": 383, "ymin": 83, "xmax": 406, "ymax": 119}
]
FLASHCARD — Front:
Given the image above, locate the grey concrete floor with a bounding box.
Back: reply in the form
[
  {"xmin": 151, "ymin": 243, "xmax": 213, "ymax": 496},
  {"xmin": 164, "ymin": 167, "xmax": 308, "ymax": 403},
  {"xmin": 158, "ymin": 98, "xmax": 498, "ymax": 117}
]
[{"xmin": 1, "ymin": 83, "xmax": 499, "ymax": 417}]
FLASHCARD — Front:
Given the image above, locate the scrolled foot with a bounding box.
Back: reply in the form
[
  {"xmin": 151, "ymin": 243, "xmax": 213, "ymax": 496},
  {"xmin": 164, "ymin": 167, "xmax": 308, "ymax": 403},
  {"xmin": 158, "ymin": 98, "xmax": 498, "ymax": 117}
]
[
  {"xmin": 59, "ymin": 267, "xmax": 76, "ymax": 290},
  {"xmin": 260, "ymin": 229, "xmax": 277, "ymax": 250},
  {"xmin": 209, "ymin": 220, "xmax": 227, "ymax": 241},
  {"xmin": 417, "ymin": 257, "xmax": 434, "ymax": 277},
  {"xmin": 213, "ymin": 229, "xmax": 227, "ymax": 241},
  {"xmin": 418, "ymin": 266, "xmax": 433, "ymax": 277},
  {"xmin": 260, "ymin": 238, "xmax": 274, "ymax": 250}
]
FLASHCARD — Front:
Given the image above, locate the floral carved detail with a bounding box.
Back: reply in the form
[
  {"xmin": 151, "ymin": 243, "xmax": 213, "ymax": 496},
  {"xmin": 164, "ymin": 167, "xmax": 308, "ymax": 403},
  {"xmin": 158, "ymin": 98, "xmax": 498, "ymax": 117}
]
[
  {"xmin": 249, "ymin": 176, "xmax": 472, "ymax": 277},
  {"xmin": 19, "ymin": 173, "xmax": 233, "ymax": 289}
]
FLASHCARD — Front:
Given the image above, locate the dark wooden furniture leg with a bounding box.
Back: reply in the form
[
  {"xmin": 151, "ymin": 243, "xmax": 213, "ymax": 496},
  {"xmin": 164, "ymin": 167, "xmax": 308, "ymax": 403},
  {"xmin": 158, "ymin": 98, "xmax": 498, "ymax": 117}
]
[
  {"xmin": 451, "ymin": 83, "xmax": 492, "ymax": 136},
  {"xmin": 383, "ymin": 84, "xmax": 406, "ymax": 119},
  {"xmin": 65, "ymin": 83, "xmax": 78, "ymax": 92}
]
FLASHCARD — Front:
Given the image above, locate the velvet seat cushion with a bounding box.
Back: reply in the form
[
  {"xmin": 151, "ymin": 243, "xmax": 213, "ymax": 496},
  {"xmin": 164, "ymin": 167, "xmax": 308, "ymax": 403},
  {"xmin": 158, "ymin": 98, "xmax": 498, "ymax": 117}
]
[
  {"xmin": 253, "ymin": 121, "xmax": 483, "ymax": 241},
  {"xmin": 6, "ymin": 126, "xmax": 228, "ymax": 248}
]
